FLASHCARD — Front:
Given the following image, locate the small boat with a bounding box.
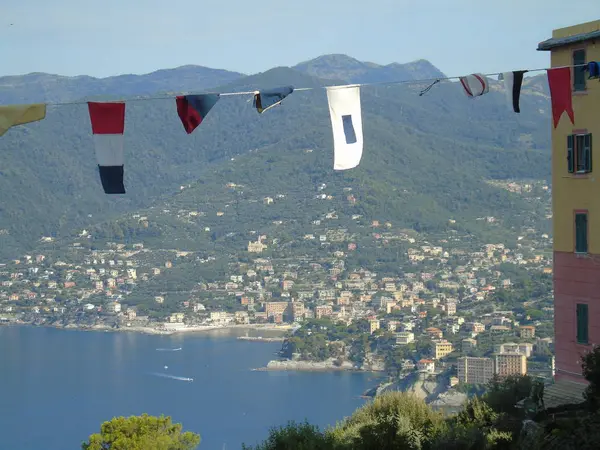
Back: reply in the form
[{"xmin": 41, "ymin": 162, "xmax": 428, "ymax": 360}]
[{"xmin": 164, "ymin": 365, "xmax": 168, "ymax": 370}]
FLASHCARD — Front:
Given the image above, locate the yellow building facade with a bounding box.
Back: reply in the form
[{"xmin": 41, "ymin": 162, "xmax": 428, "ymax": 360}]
[
  {"xmin": 434, "ymin": 340, "xmax": 453, "ymax": 360},
  {"xmin": 495, "ymin": 353, "xmax": 527, "ymax": 378},
  {"xmin": 547, "ymin": 20, "xmax": 600, "ymax": 252},
  {"xmin": 538, "ymin": 20, "xmax": 600, "ymax": 383}
]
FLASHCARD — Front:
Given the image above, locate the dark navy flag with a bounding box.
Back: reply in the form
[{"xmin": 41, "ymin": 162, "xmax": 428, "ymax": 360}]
[
  {"xmin": 176, "ymin": 94, "xmax": 220, "ymax": 134},
  {"xmin": 253, "ymin": 86, "xmax": 294, "ymax": 113}
]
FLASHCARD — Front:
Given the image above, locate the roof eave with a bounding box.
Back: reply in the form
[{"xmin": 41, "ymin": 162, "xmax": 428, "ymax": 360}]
[{"xmin": 537, "ymin": 30, "xmax": 600, "ymax": 51}]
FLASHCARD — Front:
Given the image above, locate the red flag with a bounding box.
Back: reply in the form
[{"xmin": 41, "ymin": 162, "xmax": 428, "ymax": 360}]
[{"xmin": 547, "ymin": 67, "xmax": 574, "ymax": 128}]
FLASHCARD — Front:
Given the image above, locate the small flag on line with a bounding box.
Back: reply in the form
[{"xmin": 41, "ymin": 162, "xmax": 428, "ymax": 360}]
[
  {"xmin": 88, "ymin": 102, "xmax": 126, "ymax": 194},
  {"xmin": 176, "ymin": 94, "xmax": 220, "ymax": 134},
  {"xmin": 0, "ymin": 103, "xmax": 46, "ymax": 136},
  {"xmin": 326, "ymin": 85, "xmax": 363, "ymax": 171},
  {"xmin": 253, "ymin": 86, "xmax": 294, "ymax": 113}
]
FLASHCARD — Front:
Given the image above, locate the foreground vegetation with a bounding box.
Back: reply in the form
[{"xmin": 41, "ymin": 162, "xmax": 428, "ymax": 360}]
[{"xmin": 81, "ymin": 414, "xmax": 200, "ymax": 450}]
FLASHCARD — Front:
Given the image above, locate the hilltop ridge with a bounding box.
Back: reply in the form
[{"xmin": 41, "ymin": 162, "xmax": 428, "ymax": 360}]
[{"xmin": 293, "ymin": 54, "xmax": 446, "ymax": 83}]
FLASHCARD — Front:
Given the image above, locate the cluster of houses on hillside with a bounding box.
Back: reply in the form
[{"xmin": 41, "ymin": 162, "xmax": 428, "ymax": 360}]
[{"xmin": 0, "ymin": 178, "xmax": 554, "ymax": 383}]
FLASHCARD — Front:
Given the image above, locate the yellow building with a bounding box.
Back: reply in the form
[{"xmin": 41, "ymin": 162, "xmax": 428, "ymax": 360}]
[
  {"xmin": 445, "ymin": 301, "xmax": 456, "ymax": 316},
  {"xmin": 494, "ymin": 353, "xmax": 527, "ymax": 378},
  {"xmin": 538, "ymin": 19, "xmax": 600, "ymax": 383},
  {"xmin": 291, "ymin": 302, "xmax": 305, "ymax": 321},
  {"xmin": 434, "ymin": 340, "xmax": 453, "ymax": 359},
  {"xmin": 369, "ymin": 319, "xmax": 380, "ymax": 334}
]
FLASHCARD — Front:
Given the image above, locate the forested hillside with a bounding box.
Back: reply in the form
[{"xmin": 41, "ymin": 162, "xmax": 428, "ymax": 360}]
[{"xmin": 0, "ymin": 57, "xmax": 552, "ymax": 259}]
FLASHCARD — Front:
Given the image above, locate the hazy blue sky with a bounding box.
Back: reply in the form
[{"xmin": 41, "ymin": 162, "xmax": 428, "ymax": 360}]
[{"xmin": 1, "ymin": 0, "xmax": 598, "ymax": 78}]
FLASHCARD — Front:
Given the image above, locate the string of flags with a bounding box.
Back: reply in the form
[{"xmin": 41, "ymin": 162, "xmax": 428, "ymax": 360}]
[{"xmin": 0, "ymin": 62, "xmax": 598, "ymax": 194}]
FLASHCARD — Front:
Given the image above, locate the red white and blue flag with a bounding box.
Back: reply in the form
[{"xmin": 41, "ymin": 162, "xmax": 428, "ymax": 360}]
[{"xmin": 88, "ymin": 102, "xmax": 126, "ymax": 194}]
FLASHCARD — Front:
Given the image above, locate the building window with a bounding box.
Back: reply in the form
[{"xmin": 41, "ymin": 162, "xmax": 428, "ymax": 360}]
[
  {"xmin": 568, "ymin": 134, "xmax": 592, "ymax": 174},
  {"xmin": 575, "ymin": 212, "xmax": 588, "ymax": 253},
  {"xmin": 573, "ymin": 49, "xmax": 586, "ymax": 91},
  {"xmin": 577, "ymin": 303, "xmax": 589, "ymax": 344}
]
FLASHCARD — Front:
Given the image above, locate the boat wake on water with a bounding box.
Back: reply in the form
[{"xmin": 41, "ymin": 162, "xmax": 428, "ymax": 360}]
[
  {"xmin": 156, "ymin": 347, "xmax": 182, "ymax": 351},
  {"xmin": 150, "ymin": 372, "xmax": 194, "ymax": 382}
]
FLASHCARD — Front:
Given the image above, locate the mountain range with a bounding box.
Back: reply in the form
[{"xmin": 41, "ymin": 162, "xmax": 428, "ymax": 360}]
[{"xmin": 0, "ymin": 55, "xmax": 552, "ymax": 259}]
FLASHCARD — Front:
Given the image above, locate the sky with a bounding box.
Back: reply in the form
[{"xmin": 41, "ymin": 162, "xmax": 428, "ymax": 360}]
[{"xmin": 1, "ymin": 0, "xmax": 598, "ymax": 79}]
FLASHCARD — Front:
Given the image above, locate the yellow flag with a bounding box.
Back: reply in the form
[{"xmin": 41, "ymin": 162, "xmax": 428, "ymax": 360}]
[{"xmin": 0, "ymin": 104, "xmax": 46, "ymax": 136}]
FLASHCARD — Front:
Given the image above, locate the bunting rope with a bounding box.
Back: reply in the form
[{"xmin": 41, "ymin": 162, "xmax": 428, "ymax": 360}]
[
  {"xmin": 14, "ymin": 62, "xmax": 590, "ymax": 108},
  {"xmin": 0, "ymin": 60, "xmax": 594, "ymax": 195},
  {"xmin": 418, "ymin": 79, "xmax": 441, "ymax": 96}
]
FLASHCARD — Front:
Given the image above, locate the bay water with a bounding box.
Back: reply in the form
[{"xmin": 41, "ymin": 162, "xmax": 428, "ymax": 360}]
[{"xmin": 0, "ymin": 326, "xmax": 378, "ymax": 449}]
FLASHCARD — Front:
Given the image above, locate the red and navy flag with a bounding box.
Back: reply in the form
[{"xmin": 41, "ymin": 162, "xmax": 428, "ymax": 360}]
[{"xmin": 176, "ymin": 94, "xmax": 220, "ymax": 134}]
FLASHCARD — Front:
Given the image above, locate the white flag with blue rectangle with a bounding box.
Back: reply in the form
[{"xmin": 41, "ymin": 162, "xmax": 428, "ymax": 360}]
[{"xmin": 326, "ymin": 85, "xmax": 363, "ymax": 170}]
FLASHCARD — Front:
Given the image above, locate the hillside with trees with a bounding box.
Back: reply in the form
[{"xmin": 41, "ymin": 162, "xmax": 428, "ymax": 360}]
[{"xmin": 0, "ymin": 56, "xmax": 551, "ymax": 259}]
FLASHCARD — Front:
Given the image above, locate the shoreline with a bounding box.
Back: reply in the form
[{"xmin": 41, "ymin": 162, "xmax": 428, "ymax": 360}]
[
  {"xmin": 255, "ymin": 358, "xmax": 387, "ymax": 373},
  {"xmin": 253, "ymin": 366, "xmax": 369, "ymax": 373},
  {"xmin": 237, "ymin": 336, "xmax": 285, "ymax": 342},
  {"xmin": 0, "ymin": 321, "xmax": 293, "ymax": 337}
]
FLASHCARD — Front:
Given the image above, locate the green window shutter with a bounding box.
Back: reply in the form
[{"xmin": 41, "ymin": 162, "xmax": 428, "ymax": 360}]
[
  {"xmin": 585, "ymin": 133, "xmax": 593, "ymax": 173},
  {"xmin": 581, "ymin": 213, "xmax": 588, "ymax": 252},
  {"xmin": 575, "ymin": 214, "xmax": 581, "ymax": 251},
  {"xmin": 584, "ymin": 305, "xmax": 589, "ymax": 343},
  {"xmin": 577, "ymin": 304, "xmax": 581, "ymax": 342},
  {"xmin": 568, "ymin": 135, "xmax": 575, "ymax": 173},
  {"xmin": 573, "ymin": 50, "xmax": 587, "ymax": 91},
  {"xmin": 577, "ymin": 304, "xmax": 589, "ymax": 344},
  {"xmin": 575, "ymin": 213, "xmax": 588, "ymax": 253}
]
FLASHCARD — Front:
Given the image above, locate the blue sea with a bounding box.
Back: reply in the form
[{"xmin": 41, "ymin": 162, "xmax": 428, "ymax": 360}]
[{"xmin": 0, "ymin": 326, "xmax": 379, "ymax": 449}]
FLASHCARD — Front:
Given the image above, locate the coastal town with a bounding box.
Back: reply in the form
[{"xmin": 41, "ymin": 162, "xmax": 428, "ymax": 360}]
[
  {"xmin": 0, "ymin": 179, "xmax": 554, "ymax": 405},
  {"xmin": 4, "ymin": 14, "xmax": 600, "ymax": 450}
]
